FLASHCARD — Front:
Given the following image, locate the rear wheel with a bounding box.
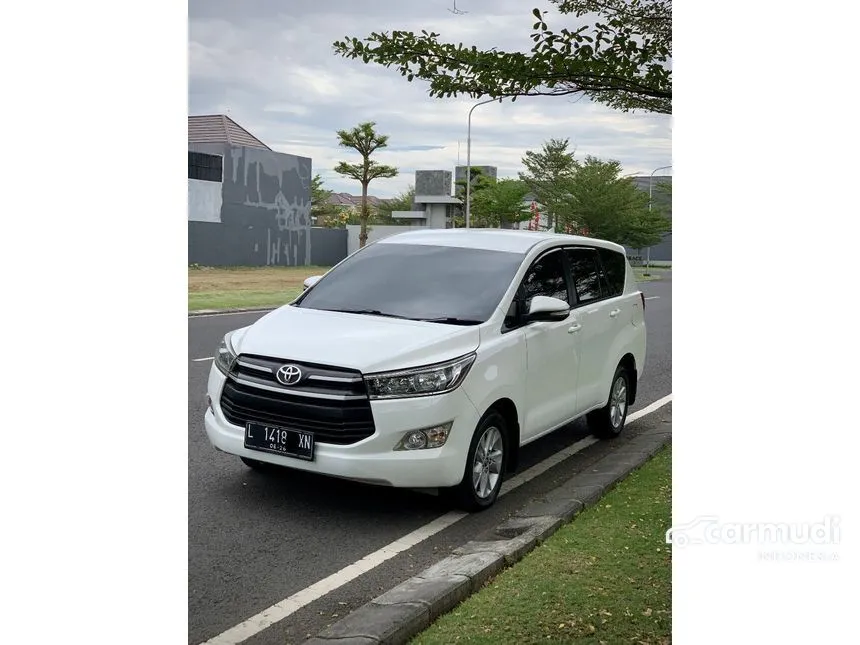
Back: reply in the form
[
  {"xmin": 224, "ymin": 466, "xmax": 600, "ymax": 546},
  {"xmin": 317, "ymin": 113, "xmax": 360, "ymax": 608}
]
[
  {"xmin": 450, "ymin": 410, "xmax": 508, "ymax": 511},
  {"xmin": 588, "ymin": 364, "xmax": 630, "ymax": 439}
]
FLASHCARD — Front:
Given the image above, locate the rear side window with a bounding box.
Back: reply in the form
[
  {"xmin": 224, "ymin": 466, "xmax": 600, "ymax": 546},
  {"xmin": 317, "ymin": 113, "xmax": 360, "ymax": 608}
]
[
  {"xmin": 566, "ymin": 248, "xmax": 603, "ymax": 305},
  {"xmin": 598, "ymin": 248, "xmax": 627, "ymax": 297},
  {"xmin": 521, "ymin": 249, "xmax": 569, "ymax": 310}
]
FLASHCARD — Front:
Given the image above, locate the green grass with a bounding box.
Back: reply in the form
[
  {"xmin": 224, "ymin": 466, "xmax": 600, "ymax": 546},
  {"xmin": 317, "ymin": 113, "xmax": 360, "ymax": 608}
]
[
  {"xmin": 634, "ymin": 266, "xmax": 670, "ymax": 282},
  {"xmin": 188, "ymin": 289, "xmax": 303, "ymax": 311},
  {"xmin": 411, "ymin": 445, "xmax": 672, "ymax": 645},
  {"xmin": 187, "ymin": 264, "xmax": 669, "ymax": 310},
  {"xmin": 188, "ymin": 266, "xmax": 330, "ymax": 311}
]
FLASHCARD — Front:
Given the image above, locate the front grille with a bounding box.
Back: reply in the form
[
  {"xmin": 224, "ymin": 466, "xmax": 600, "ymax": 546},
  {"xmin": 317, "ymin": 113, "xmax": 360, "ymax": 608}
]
[{"xmin": 219, "ymin": 355, "xmax": 375, "ymax": 445}]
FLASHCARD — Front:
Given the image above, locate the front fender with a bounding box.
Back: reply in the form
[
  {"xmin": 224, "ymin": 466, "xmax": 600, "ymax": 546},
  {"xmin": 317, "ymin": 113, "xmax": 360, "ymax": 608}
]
[{"xmin": 462, "ymin": 328, "xmax": 527, "ymax": 431}]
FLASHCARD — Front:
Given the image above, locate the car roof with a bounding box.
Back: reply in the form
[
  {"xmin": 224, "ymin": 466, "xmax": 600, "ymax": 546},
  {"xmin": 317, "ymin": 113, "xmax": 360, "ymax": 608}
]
[{"xmin": 376, "ymin": 228, "xmax": 625, "ymax": 254}]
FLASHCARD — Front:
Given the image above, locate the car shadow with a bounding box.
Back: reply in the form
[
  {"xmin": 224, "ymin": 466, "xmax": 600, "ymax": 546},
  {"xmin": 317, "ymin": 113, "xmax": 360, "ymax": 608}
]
[{"xmin": 213, "ymin": 416, "xmax": 597, "ymax": 518}]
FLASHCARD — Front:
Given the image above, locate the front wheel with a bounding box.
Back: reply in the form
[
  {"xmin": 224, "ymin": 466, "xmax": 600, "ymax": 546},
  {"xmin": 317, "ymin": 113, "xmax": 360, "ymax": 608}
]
[
  {"xmin": 588, "ymin": 365, "xmax": 630, "ymax": 439},
  {"xmin": 450, "ymin": 411, "xmax": 508, "ymax": 511}
]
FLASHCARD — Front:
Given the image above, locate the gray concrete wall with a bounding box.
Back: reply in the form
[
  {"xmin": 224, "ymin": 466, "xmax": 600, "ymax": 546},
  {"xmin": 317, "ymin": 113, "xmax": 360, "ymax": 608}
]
[
  {"xmin": 626, "ymin": 233, "xmax": 672, "ymax": 263},
  {"xmin": 425, "ymin": 203, "xmax": 447, "ymax": 229},
  {"xmin": 309, "ymin": 228, "xmax": 348, "ymax": 266},
  {"xmin": 455, "ymin": 165, "xmax": 497, "ymax": 185},
  {"xmin": 188, "ymin": 142, "xmax": 311, "ymax": 266},
  {"xmin": 415, "ymin": 170, "xmax": 452, "ymax": 197}
]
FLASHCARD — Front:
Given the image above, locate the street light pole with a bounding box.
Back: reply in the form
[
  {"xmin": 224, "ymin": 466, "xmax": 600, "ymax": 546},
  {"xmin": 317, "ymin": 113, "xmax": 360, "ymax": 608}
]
[
  {"xmin": 647, "ymin": 165, "xmax": 672, "ymax": 271},
  {"xmin": 465, "ymin": 98, "xmax": 499, "ymax": 229}
]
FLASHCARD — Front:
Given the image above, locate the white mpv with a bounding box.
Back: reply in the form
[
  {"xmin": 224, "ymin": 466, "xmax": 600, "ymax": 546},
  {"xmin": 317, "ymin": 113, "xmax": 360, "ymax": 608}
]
[{"xmin": 204, "ymin": 229, "xmax": 646, "ymax": 510}]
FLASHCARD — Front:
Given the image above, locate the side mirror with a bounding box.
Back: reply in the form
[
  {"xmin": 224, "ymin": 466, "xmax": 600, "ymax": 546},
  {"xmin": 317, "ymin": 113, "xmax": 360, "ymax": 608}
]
[
  {"xmin": 526, "ymin": 295, "xmax": 570, "ymax": 322},
  {"xmin": 302, "ymin": 275, "xmax": 322, "ymax": 291}
]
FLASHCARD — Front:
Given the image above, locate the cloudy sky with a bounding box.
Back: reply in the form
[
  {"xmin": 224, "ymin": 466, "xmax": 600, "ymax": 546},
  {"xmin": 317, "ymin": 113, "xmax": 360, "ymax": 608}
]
[{"xmin": 189, "ymin": 0, "xmax": 672, "ymax": 198}]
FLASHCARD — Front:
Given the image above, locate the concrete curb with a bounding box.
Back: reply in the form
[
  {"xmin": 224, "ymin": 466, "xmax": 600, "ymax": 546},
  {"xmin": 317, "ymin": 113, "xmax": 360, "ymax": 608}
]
[
  {"xmin": 303, "ymin": 423, "xmax": 672, "ymax": 645},
  {"xmin": 188, "ymin": 307, "xmax": 277, "ymax": 317}
]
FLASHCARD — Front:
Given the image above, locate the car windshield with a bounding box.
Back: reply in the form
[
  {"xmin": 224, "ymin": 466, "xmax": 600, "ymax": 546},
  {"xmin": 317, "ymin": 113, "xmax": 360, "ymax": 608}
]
[{"xmin": 295, "ymin": 242, "xmax": 525, "ymax": 323}]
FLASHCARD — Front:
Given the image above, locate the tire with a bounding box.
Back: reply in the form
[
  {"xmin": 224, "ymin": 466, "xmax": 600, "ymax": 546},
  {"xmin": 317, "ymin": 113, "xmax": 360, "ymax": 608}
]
[
  {"xmin": 450, "ymin": 410, "xmax": 508, "ymax": 512},
  {"xmin": 240, "ymin": 456, "xmax": 270, "ymax": 471},
  {"xmin": 588, "ymin": 364, "xmax": 630, "ymax": 439}
]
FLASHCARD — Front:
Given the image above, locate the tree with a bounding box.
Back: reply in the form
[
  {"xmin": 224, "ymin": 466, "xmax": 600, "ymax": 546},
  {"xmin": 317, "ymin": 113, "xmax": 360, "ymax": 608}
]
[
  {"xmin": 451, "ymin": 167, "xmax": 493, "ymax": 226},
  {"xmin": 310, "ymin": 174, "xmax": 338, "ymax": 225},
  {"xmin": 619, "ymin": 204, "xmax": 672, "ymax": 249},
  {"xmin": 454, "ymin": 167, "xmax": 491, "ymax": 200},
  {"xmin": 652, "ymin": 180, "xmax": 672, "ymax": 220},
  {"xmin": 333, "ymin": 0, "xmax": 671, "ymax": 114},
  {"xmin": 375, "ymin": 185, "xmax": 415, "ymax": 224},
  {"xmin": 519, "ymin": 138, "xmax": 579, "ymax": 230},
  {"xmin": 333, "ymin": 122, "xmax": 399, "ymax": 247},
  {"xmin": 470, "ymin": 178, "xmax": 532, "ymax": 229},
  {"xmin": 557, "ymin": 156, "xmax": 671, "ymax": 246}
]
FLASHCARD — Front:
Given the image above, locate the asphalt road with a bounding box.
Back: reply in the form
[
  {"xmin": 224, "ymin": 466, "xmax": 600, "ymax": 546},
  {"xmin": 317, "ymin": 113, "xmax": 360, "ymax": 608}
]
[{"xmin": 188, "ymin": 274, "xmax": 671, "ymax": 645}]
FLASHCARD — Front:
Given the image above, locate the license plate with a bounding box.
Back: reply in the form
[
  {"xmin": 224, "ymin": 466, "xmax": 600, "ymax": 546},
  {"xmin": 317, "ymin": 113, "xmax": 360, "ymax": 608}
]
[{"xmin": 244, "ymin": 422, "xmax": 315, "ymax": 461}]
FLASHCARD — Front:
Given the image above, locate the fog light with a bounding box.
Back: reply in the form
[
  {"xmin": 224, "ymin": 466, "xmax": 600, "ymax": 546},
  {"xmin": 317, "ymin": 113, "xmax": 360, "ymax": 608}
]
[
  {"xmin": 206, "ymin": 395, "xmax": 212, "ymax": 410},
  {"xmin": 424, "ymin": 423, "xmax": 452, "ymax": 448},
  {"xmin": 394, "ymin": 422, "xmax": 453, "ymax": 451},
  {"xmin": 402, "ymin": 431, "xmax": 428, "ymax": 450}
]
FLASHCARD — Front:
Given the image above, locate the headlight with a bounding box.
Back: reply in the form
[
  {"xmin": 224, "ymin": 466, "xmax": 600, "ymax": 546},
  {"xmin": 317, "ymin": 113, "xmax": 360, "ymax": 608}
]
[
  {"xmin": 365, "ymin": 353, "xmax": 476, "ymax": 399},
  {"xmin": 215, "ymin": 333, "xmax": 238, "ymax": 375}
]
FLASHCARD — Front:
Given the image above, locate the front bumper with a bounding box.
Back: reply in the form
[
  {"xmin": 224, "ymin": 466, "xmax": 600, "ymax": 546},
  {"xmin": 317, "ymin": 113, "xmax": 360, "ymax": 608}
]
[{"xmin": 203, "ymin": 365, "xmax": 480, "ymax": 488}]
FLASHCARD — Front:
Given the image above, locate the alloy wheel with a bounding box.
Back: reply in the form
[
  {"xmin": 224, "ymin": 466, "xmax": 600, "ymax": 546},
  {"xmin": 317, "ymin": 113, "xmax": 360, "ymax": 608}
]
[
  {"xmin": 472, "ymin": 426, "xmax": 504, "ymax": 499},
  {"xmin": 609, "ymin": 375, "xmax": 628, "ymax": 428}
]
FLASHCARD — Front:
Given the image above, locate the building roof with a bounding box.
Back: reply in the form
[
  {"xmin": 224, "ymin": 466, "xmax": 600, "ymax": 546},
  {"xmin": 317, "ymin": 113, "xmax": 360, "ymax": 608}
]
[
  {"xmin": 327, "ymin": 193, "xmax": 386, "ymax": 207},
  {"xmin": 188, "ymin": 115, "xmax": 272, "ymax": 151}
]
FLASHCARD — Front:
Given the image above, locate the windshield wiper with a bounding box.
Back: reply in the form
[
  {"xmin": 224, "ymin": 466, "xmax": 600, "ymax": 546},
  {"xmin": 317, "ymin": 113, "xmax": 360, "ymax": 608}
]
[
  {"xmin": 325, "ymin": 308, "xmax": 411, "ymax": 320},
  {"xmin": 324, "ymin": 309, "xmax": 481, "ymax": 325},
  {"xmin": 416, "ymin": 317, "xmax": 483, "ymax": 325}
]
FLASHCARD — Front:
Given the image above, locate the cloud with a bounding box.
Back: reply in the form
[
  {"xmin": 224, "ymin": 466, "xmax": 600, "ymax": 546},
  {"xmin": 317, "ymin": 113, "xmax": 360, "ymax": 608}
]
[{"xmin": 189, "ymin": 0, "xmax": 672, "ymax": 197}]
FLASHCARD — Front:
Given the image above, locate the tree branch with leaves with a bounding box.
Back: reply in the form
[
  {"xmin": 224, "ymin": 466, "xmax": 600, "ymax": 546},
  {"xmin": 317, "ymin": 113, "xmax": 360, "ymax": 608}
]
[
  {"xmin": 555, "ymin": 156, "xmax": 671, "ymax": 247},
  {"xmin": 333, "ymin": 0, "xmax": 671, "ymax": 114},
  {"xmin": 310, "ymin": 174, "xmax": 339, "ymax": 225},
  {"xmin": 470, "ymin": 178, "xmax": 532, "ymax": 229},
  {"xmin": 375, "ymin": 185, "xmax": 415, "ymax": 224}
]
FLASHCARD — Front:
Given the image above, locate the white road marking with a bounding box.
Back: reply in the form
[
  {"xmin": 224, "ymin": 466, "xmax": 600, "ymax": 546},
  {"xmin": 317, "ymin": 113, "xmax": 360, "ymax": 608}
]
[
  {"xmin": 192, "ymin": 357, "xmax": 214, "ymax": 362},
  {"xmin": 644, "ymin": 296, "xmax": 660, "ymax": 300},
  {"xmin": 499, "ymin": 393, "xmax": 672, "ymax": 496},
  {"xmin": 200, "ymin": 512, "xmax": 467, "ymax": 645},
  {"xmin": 627, "ymin": 393, "xmax": 672, "ymax": 422},
  {"xmin": 500, "ymin": 435, "xmax": 599, "ymax": 496},
  {"xmin": 199, "ymin": 394, "xmax": 673, "ymax": 645}
]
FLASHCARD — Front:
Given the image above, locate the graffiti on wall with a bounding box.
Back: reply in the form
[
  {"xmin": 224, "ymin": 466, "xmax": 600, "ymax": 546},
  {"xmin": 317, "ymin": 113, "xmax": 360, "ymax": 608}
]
[{"xmin": 225, "ymin": 145, "xmax": 311, "ymax": 266}]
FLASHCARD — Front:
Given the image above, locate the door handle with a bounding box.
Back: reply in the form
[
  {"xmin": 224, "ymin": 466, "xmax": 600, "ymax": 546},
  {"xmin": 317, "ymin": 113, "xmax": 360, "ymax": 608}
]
[
  {"xmin": 568, "ymin": 323, "xmax": 582, "ymax": 334},
  {"xmin": 609, "ymin": 308, "xmax": 621, "ymax": 318}
]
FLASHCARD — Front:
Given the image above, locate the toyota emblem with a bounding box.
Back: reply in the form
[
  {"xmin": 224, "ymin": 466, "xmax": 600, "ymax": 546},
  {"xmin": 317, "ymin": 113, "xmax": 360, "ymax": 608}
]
[{"xmin": 276, "ymin": 364, "xmax": 303, "ymax": 386}]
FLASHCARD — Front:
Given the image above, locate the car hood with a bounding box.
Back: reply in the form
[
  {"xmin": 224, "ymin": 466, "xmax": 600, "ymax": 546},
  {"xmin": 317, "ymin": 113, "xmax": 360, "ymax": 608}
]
[{"xmin": 230, "ymin": 304, "xmax": 481, "ymax": 374}]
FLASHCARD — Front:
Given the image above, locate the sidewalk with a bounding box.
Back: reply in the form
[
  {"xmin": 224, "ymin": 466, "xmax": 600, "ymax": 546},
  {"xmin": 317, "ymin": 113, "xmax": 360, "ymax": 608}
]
[
  {"xmin": 306, "ymin": 412, "xmax": 672, "ymax": 645},
  {"xmin": 414, "ymin": 444, "xmax": 671, "ymax": 644}
]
